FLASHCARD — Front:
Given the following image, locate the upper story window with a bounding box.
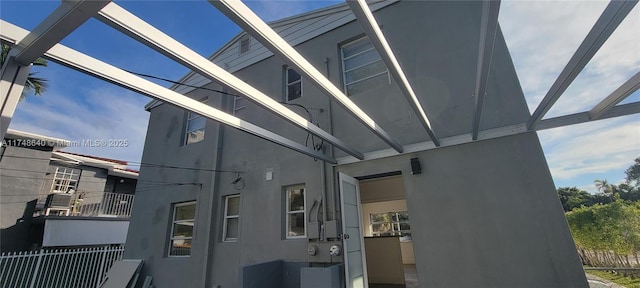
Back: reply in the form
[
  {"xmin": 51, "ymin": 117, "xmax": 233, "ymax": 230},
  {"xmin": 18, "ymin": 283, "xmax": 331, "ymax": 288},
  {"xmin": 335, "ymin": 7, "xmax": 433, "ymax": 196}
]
[
  {"xmin": 239, "ymin": 35, "xmax": 250, "ymax": 54},
  {"xmin": 285, "ymin": 68, "xmax": 302, "ymax": 101},
  {"xmin": 340, "ymin": 37, "xmax": 389, "ymax": 96},
  {"xmin": 285, "ymin": 185, "xmax": 306, "ymax": 239},
  {"xmin": 51, "ymin": 167, "xmax": 80, "ymax": 193},
  {"xmin": 169, "ymin": 201, "xmax": 196, "ymax": 257},
  {"xmin": 184, "ymin": 99, "xmax": 207, "ymax": 145},
  {"xmin": 223, "ymin": 195, "xmax": 240, "ymax": 242}
]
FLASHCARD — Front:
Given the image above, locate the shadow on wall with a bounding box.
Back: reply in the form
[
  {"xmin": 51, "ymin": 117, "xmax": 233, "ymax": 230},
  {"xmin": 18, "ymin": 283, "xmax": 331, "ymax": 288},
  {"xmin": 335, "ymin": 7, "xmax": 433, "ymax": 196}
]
[
  {"xmin": 1, "ymin": 200, "xmax": 37, "ymax": 252},
  {"xmin": 242, "ymin": 260, "xmax": 344, "ymax": 288},
  {"xmin": 243, "ymin": 260, "xmax": 310, "ymax": 288}
]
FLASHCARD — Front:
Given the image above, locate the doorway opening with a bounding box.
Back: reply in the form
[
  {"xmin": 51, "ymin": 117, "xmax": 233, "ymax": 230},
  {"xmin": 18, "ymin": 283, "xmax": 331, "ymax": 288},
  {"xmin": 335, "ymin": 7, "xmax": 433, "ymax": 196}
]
[{"xmin": 358, "ymin": 173, "xmax": 418, "ymax": 288}]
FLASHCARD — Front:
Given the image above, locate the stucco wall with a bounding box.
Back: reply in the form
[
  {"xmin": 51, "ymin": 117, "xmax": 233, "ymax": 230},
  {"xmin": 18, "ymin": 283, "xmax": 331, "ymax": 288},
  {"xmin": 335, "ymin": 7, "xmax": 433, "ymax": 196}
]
[
  {"xmin": 0, "ymin": 144, "xmax": 52, "ymax": 251},
  {"xmin": 123, "ymin": 82, "xmax": 226, "ymax": 287},
  {"xmin": 208, "ymin": 127, "xmax": 325, "ymax": 287},
  {"xmin": 337, "ymin": 132, "xmax": 587, "ymax": 287},
  {"xmin": 104, "ymin": 175, "xmax": 137, "ymax": 194},
  {"xmin": 42, "ymin": 218, "xmax": 129, "ymax": 247}
]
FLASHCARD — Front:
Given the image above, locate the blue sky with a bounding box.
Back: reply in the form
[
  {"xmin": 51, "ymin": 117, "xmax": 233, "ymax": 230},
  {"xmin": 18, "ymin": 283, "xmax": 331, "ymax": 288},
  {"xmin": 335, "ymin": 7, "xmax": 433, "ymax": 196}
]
[{"xmin": 1, "ymin": 0, "xmax": 638, "ymax": 193}]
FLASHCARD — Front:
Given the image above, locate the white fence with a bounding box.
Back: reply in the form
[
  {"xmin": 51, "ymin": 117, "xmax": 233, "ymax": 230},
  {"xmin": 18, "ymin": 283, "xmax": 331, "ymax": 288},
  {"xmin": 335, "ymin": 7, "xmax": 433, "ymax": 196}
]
[
  {"xmin": 35, "ymin": 192, "xmax": 135, "ymax": 218},
  {"xmin": 0, "ymin": 245, "xmax": 124, "ymax": 288},
  {"xmin": 76, "ymin": 192, "xmax": 135, "ymax": 218}
]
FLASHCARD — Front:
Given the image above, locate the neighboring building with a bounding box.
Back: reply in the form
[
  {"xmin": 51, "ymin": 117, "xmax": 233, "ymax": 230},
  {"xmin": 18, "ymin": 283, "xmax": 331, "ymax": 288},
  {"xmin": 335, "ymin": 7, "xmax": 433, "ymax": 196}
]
[
  {"xmin": 127, "ymin": 1, "xmax": 587, "ymax": 287},
  {"xmin": 0, "ymin": 129, "xmax": 138, "ymax": 252}
]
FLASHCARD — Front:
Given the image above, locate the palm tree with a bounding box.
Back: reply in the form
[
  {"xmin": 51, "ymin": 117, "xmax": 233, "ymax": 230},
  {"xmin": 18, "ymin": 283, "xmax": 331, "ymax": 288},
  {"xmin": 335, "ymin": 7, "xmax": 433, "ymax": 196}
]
[
  {"xmin": 1, "ymin": 43, "xmax": 48, "ymax": 100},
  {"xmin": 594, "ymin": 179, "xmax": 614, "ymax": 201}
]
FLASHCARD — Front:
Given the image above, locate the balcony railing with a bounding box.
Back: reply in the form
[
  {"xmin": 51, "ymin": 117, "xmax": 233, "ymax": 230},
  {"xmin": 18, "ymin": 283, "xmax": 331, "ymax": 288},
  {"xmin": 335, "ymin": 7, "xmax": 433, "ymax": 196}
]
[
  {"xmin": 35, "ymin": 192, "xmax": 135, "ymax": 218},
  {"xmin": 75, "ymin": 192, "xmax": 135, "ymax": 218}
]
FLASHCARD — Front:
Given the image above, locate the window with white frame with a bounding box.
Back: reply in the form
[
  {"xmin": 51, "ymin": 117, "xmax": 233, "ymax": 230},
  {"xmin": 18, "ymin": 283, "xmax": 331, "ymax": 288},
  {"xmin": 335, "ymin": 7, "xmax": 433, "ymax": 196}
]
[
  {"xmin": 370, "ymin": 211, "xmax": 411, "ymax": 238},
  {"xmin": 223, "ymin": 195, "xmax": 240, "ymax": 242},
  {"xmin": 285, "ymin": 185, "xmax": 306, "ymax": 238},
  {"xmin": 341, "ymin": 37, "xmax": 390, "ymax": 96},
  {"xmin": 50, "ymin": 167, "xmax": 80, "ymax": 193},
  {"xmin": 169, "ymin": 201, "xmax": 196, "ymax": 256},
  {"xmin": 184, "ymin": 99, "xmax": 207, "ymax": 145},
  {"xmin": 285, "ymin": 68, "xmax": 302, "ymax": 101}
]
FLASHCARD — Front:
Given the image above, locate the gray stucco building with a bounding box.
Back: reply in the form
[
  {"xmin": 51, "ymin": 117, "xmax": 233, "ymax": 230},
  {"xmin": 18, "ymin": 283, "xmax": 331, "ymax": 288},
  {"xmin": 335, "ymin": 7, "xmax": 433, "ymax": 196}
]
[
  {"xmin": 126, "ymin": 1, "xmax": 587, "ymax": 287},
  {"xmin": 0, "ymin": 129, "xmax": 138, "ymax": 252}
]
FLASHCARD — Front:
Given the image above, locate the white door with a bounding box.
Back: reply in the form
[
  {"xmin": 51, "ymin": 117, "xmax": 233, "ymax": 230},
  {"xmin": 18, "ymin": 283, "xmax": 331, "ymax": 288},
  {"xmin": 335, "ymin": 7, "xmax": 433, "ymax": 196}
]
[{"xmin": 339, "ymin": 172, "xmax": 368, "ymax": 288}]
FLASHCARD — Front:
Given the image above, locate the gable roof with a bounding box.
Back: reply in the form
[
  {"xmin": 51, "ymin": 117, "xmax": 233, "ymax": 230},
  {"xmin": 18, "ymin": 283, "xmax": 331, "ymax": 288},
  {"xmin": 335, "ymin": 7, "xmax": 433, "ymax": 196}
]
[{"xmin": 145, "ymin": 0, "xmax": 399, "ymax": 111}]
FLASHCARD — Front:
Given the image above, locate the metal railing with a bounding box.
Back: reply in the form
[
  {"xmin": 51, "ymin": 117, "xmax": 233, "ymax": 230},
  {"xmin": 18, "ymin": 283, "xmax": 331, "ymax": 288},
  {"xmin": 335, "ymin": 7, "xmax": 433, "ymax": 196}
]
[
  {"xmin": 0, "ymin": 245, "xmax": 124, "ymax": 288},
  {"xmin": 75, "ymin": 192, "xmax": 135, "ymax": 218},
  {"xmin": 34, "ymin": 192, "xmax": 135, "ymax": 218}
]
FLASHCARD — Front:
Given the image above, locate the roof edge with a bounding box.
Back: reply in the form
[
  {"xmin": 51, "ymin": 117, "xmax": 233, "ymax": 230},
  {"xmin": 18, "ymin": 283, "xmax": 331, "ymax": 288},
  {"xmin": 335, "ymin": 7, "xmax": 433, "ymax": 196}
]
[{"xmin": 4, "ymin": 129, "xmax": 71, "ymax": 148}]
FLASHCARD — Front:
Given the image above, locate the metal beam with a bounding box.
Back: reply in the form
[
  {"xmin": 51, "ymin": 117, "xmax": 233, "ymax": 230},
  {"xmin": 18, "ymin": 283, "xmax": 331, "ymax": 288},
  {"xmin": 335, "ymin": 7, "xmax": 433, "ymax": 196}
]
[
  {"xmin": 336, "ymin": 123, "xmax": 530, "ymax": 165},
  {"xmin": 589, "ymin": 71, "xmax": 640, "ymax": 120},
  {"xmin": 526, "ymin": 0, "xmax": 637, "ymax": 130},
  {"xmin": 338, "ymin": 100, "xmax": 640, "ymax": 165},
  {"xmin": 209, "ymin": 0, "xmax": 404, "ymax": 153},
  {"xmin": 0, "ymin": 53, "xmax": 32, "ymax": 140},
  {"xmin": 0, "ymin": 21, "xmax": 25, "ymax": 44},
  {"xmin": 0, "ymin": 20, "xmax": 336, "ymax": 164},
  {"xmin": 95, "ymin": 3, "xmax": 363, "ymax": 160},
  {"xmin": 12, "ymin": 0, "xmax": 110, "ymax": 65},
  {"xmin": 471, "ymin": 0, "xmax": 501, "ymax": 140},
  {"xmin": 536, "ymin": 101, "xmax": 640, "ymax": 131},
  {"xmin": 346, "ymin": 0, "xmax": 439, "ymax": 146},
  {"xmin": 0, "ymin": 0, "xmax": 108, "ymax": 139}
]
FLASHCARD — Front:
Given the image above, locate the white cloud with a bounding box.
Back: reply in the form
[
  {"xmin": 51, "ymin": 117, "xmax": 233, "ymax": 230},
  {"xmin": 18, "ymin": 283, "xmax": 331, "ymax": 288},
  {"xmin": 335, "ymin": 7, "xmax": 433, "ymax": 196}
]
[
  {"xmin": 499, "ymin": 0, "xmax": 609, "ymax": 112},
  {"xmin": 499, "ymin": 1, "xmax": 640, "ymax": 116},
  {"xmin": 547, "ymin": 4, "xmax": 640, "ymax": 117},
  {"xmin": 10, "ymin": 85, "xmax": 150, "ymax": 165},
  {"xmin": 538, "ymin": 116, "xmax": 640, "ymax": 180},
  {"xmin": 578, "ymin": 183, "xmax": 598, "ymax": 194}
]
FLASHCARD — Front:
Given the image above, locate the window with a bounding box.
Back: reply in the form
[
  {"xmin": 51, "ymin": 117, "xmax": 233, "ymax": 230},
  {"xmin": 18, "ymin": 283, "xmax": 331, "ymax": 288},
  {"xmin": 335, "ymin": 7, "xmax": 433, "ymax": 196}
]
[
  {"xmin": 50, "ymin": 167, "xmax": 80, "ymax": 193},
  {"xmin": 341, "ymin": 37, "xmax": 390, "ymax": 96},
  {"xmin": 285, "ymin": 186, "xmax": 306, "ymax": 238},
  {"xmin": 370, "ymin": 211, "xmax": 411, "ymax": 238},
  {"xmin": 223, "ymin": 195, "xmax": 240, "ymax": 242},
  {"xmin": 285, "ymin": 68, "xmax": 302, "ymax": 101},
  {"xmin": 184, "ymin": 99, "xmax": 207, "ymax": 145},
  {"xmin": 239, "ymin": 35, "xmax": 250, "ymax": 54},
  {"xmin": 169, "ymin": 201, "xmax": 196, "ymax": 256}
]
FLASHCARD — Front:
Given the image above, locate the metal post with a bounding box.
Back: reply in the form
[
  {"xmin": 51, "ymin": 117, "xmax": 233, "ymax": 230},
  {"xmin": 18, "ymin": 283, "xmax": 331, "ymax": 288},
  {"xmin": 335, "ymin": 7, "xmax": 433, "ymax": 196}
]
[
  {"xmin": 28, "ymin": 249, "xmax": 43, "ymax": 288},
  {"xmin": 0, "ymin": 55, "xmax": 31, "ymax": 140},
  {"xmin": 96, "ymin": 246, "xmax": 108, "ymax": 288}
]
